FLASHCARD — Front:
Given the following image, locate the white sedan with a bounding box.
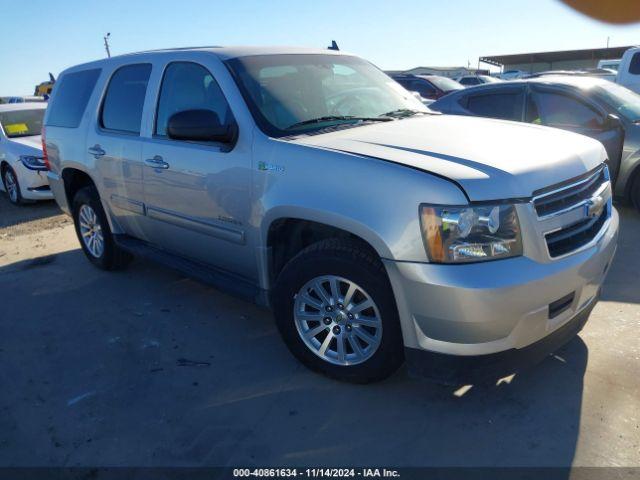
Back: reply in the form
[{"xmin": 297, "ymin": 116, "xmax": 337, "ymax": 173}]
[{"xmin": 0, "ymin": 103, "xmax": 52, "ymax": 204}]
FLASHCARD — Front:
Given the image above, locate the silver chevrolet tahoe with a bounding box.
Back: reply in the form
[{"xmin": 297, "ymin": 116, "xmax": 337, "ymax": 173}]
[{"xmin": 43, "ymin": 47, "xmax": 619, "ymax": 383}]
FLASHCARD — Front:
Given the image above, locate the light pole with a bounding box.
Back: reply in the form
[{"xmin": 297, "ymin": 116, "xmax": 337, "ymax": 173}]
[{"xmin": 104, "ymin": 33, "xmax": 111, "ymax": 58}]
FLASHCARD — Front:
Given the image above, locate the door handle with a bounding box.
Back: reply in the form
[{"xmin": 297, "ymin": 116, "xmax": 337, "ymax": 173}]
[
  {"xmin": 144, "ymin": 155, "xmax": 170, "ymax": 169},
  {"xmin": 88, "ymin": 145, "xmax": 106, "ymax": 159}
]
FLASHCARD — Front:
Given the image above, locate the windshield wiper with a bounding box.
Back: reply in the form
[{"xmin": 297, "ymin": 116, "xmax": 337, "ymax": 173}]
[
  {"xmin": 381, "ymin": 109, "xmax": 426, "ymax": 118},
  {"xmin": 285, "ymin": 115, "xmax": 392, "ymax": 130}
]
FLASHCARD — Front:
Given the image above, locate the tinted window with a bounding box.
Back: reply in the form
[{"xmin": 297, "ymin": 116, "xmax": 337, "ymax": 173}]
[
  {"xmin": 101, "ymin": 64, "xmax": 151, "ymax": 134},
  {"xmin": 411, "ymin": 80, "xmax": 436, "ymax": 98},
  {"xmin": 46, "ymin": 69, "xmax": 101, "ymax": 128},
  {"xmin": 465, "ymin": 92, "xmax": 523, "ymax": 120},
  {"xmin": 155, "ymin": 62, "xmax": 232, "ymax": 137},
  {"xmin": 629, "ymin": 52, "xmax": 640, "ymax": 75},
  {"xmin": 532, "ymin": 92, "xmax": 603, "ymax": 129},
  {"xmin": 460, "ymin": 77, "xmax": 480, "ymax": 86}
]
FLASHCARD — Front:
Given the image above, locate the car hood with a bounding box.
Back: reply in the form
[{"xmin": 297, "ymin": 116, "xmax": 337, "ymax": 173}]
[
  {"xmin": 9, "ymin": 135, "xmax": 43, "ymax": 153},
  {"xmin": 290, "ymin": 115, "xmax": 605, "ymax": 201}
]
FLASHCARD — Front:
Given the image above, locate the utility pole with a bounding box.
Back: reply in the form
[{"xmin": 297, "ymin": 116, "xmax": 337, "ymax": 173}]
[
  {"xmin": 607, "ymin": 36, "xmax": 610, "ymax": 48},
  {"xmin": 103, "ymin": 33, "xmax": 111, "ymax": 58}
]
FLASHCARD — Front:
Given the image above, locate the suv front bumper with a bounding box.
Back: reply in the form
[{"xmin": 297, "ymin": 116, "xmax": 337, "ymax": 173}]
[{"xmin": 383, "ymin": 207, "xmax": 618, "ymax": 381}]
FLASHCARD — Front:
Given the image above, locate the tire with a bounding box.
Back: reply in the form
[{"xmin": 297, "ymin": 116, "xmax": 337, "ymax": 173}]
[
  {"xmin": 72, "ymin": 186, "xmax": 132, "ymax": 270},
  {"xmin": 2, "ymin": 165, "xmax": 23, "ymax": 205},
  {"xmin": 631, "ymin": 173, "xmax": 640, "ymax": 213},
  {"xmin": 272, "ymin": 239, "xmax": 404, "ymax": 383}
]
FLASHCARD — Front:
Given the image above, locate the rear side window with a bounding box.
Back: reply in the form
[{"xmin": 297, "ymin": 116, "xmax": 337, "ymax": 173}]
[
  {"xmin": 464, "ymin": 92, "xmax": 523, "ymax": 121},
  {"xmin": 46, "ymin": 69, "xmax": 101, "ymax": 128},
  {"xmin": 629, "ymin": 52, "xmax": 640, "ymax": 75},
  {"xmin": 101, "ymin": 64, "xmax": 151, "ymax": 134}
]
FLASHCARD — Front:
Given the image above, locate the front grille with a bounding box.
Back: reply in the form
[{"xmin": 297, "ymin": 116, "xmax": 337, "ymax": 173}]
[
  {"xmin": 545, "ymin": 208, "xmax": 608, "ymax": 257},
  {"xmin": 533, "ymin": 166, "xmax": 607, "ymax": 218}
]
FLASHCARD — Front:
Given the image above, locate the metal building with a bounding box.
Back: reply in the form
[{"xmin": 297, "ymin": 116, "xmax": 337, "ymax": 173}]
[{"xmin": 480, "ymin": 46, "xmax": 634, "ymax": 74}]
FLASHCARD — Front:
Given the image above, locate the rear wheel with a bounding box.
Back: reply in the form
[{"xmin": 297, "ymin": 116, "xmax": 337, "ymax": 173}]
[
  {"xmin": 2, "ymin": 165, "xmax": 23, "ymax": 205},
  {"xmin": 272, "ymin": 239, "xmax": 404, "ymax": 383},
  {"xmin": 72, "ymin": 186, "xmax": 132, "ymax": 270}
]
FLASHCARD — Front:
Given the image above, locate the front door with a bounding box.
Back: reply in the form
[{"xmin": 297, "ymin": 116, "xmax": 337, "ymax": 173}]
[
  {"xmin": 139, "ymin": 61, "xmax": 255, "ymax": 280},
  {"xmin": 527, "ymin": 86, "xmax": 624, "ymax": 183}
]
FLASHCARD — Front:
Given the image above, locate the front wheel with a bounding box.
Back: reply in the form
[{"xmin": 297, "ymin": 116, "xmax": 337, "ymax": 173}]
[
  {"xmin": 2, "ymin": 165, "xmax": 23, "ymax": 205},
  {"xmin": 272, "ymin": 239, "xmax": 404, "ymax": 383},
  {"xmin": 72, "ymin": 186, "xmax": 132, "ymax": 270}
]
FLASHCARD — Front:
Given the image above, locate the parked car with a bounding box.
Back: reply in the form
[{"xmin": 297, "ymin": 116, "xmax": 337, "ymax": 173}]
[
  {"xmin": 527, "ymin": 69, "xmax": 616, "ymax": 82},
  {"xmin": 500, "ymin": 69, "xmax": 527, "ymax": 80},
  {"xmin": 0, "ymin": 103, "xmax": 51, "ymax": 204},
  {"xmin": 43, "ymin": 47, "xmax": 617, "ymax": 383},
  {"xmin": 598, "ymin": 58, "xmax": 621, "ymax": 72},
  {"xmin": 616, "ymin": 46, "xmax": 640, "ymax": 94},
  {"xmin": 455, "ymin": 75, "xmax": 502, "ymax": 86},
  {"xmin": 429, "ymin": 76, "xmax": 640, "ymax": 211},
  {"xmin": 2, "ymin": 96, "xmax": 46, "ymax": 104},
  {"xmin": 391, "ymin": 74, "xmax": 463, "ymax": 100}
]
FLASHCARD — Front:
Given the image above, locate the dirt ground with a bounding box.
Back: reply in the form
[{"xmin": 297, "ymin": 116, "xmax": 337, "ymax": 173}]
[{"xmin": 0, "ymin": 195, "xmax": 638, "ymax": 470}]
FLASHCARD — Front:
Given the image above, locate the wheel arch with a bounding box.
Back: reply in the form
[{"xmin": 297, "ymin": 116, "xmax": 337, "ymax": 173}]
[{"xmin": 263, "ymin": 208, "xmax": 392, "ymax": 286}]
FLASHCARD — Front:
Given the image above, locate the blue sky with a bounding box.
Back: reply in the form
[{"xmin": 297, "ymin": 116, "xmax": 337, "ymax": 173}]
[{"xmin": 1, "ymin": 0, "xmax": 639, "ymax": 94}]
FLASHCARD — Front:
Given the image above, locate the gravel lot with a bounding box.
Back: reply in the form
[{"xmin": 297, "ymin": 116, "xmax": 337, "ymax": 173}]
[{"xmin": 0, "ymin": 195, "xmax": 638, "ymax": 469}]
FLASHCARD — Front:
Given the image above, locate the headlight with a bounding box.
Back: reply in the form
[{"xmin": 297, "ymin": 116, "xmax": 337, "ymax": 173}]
[
  {"xmin": 420, "ymin": 203, "xmax": 523, "ymax": 263},
  {"xmin": 19, "ymin": 155, "xmax": 47, "ymax": 171}
]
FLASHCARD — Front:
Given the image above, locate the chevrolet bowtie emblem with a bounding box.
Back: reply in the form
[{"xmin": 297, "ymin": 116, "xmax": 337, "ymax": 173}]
[{"xmin": 585, "ymin": 195, "xmax": 605, "ymax": 219}]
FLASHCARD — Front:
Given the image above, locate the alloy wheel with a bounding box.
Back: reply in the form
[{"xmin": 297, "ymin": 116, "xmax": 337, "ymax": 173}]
[
  {"xmin": 4, "ymin": 170, "xmax": 18, "ymax": 203},
  {"xmin": 78, "ymin": 204, "xmax": 104, "ymax": 258},
  {"xmin": 293, "ymin": 275, "xmax": 383, "ymax": 366}
]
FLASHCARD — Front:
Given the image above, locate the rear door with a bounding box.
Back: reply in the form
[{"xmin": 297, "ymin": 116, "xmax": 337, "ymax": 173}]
[
  {"xmin": 527, "ymin": 85, "xmax": 624, "ymax": 182},
  {"xmin": 139, "ymin": 60, "xmax": 255, "ymax": 280},
  {"xmin": 86, "ymin": 63, "xmax": 152, "ymax": 237}
]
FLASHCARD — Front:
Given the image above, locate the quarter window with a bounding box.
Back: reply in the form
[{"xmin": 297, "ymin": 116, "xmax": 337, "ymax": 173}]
[
  {"xmin": 532, "ymin": 92, "xmax": 603, "ymax": 129},
  {"xmin": 464, "ymin": 92, "xmax": 523, "ymax": 121},
  {"xmin": 46, "ymin": 69, "xmax": 101, "ymax": 128},
  {"xmin": 101, "ymin": 64, "xmax": 151, "ymax": 134},
  {"xmin": 155, "ymin": 62, "xmax": 233, "ymax": 137}
]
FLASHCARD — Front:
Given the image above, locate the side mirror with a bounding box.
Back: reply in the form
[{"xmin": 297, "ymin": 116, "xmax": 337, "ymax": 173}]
[
  {"xmin": 603, "ymin": 113, "xmax": 622, "ymax": 131},
  {"xmin": 167, "ymin": 109, "xmax": 234, "ymax": 143}
]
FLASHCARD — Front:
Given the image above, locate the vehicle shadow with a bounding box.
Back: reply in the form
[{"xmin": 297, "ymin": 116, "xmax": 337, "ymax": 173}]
[
  {"xmin": 0, "ymin": 248, "xmax": 588, "ymax": 472},
  {"xmin": 600, "ymin": 205, "xmax": 640, "ymax": 304},
  {"xmin": 0, "ymin": 195, "xmax": 62, "ymax": 229}
]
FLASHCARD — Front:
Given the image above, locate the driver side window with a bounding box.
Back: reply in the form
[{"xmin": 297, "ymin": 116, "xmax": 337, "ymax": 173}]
[{"xmin": 155, "ymin": 62, "xmax": 233, "ymax": 137}]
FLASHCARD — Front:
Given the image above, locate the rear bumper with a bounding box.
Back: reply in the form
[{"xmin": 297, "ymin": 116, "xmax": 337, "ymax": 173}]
[
  {"xmin": 47, "ymin": 171, "xmax": 70, "ymax": 214},
  {"xmin": 404, "ymin": 298, "xmax": 595, "ymax": 384}
]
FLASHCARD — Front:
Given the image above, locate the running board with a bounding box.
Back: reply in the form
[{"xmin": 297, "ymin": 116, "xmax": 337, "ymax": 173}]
[{"xmin": 113, "ymin": 235, "xmax": 269, "ymax": 307}]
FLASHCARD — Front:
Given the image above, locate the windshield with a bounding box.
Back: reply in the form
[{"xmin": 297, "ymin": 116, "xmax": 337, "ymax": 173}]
[
  {"xmin": 226, "ymin": 54, "xmax": 428, "ymax": 136},
  {"xmin": 426, "ymin": 76, "xmax": 464, "ymax": 92},
  {"xmin": 596, "ymin": 82, "xmax": 640, "ymax": 122},
  {"xmin": 481, "ymin": 75, "xmax": 502, "ymax": 83},
  {"xmin": 0, "ymin": 109, "xmax": 44, "ymax": 138}
]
